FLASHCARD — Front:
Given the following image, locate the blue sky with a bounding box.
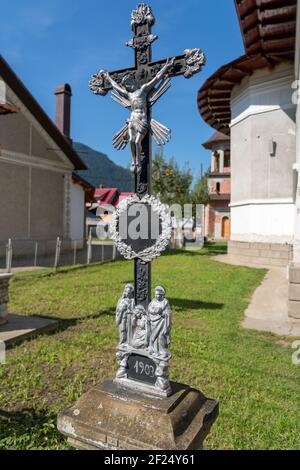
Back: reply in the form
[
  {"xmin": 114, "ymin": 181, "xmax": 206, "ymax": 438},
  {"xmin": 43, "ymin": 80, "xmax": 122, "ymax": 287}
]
[{"xmin": 1, "ymin": 0, "xmax": 244, "ymax": 177}]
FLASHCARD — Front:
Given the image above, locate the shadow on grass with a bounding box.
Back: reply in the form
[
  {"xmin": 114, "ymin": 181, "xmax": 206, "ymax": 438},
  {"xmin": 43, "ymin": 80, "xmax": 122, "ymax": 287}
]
[
  {"xmin": 169, "ymin": 298, "xmax": 224, "ymax": 312},
  {"xmin": 204, "ymin": 242, "xmax": 228, "ymax": 255},
  {"xmin": 35, "ymin": 308, "xmax": 116, "ymax": 331},
  {"xmin": 0, "ymin": 408, "xmax": 65, "ymax": 450},
  {"xmin": 5, "ymin": 309, "xmax": 116, "ymax": 350},
  {"xmin": 163, "ymin": 242, "xmax": 228, "ymax": 258}
]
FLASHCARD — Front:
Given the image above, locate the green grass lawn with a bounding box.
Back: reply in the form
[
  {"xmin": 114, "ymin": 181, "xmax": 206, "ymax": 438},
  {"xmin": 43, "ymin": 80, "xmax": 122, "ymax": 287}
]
[{"xmin": 1, "ymin": 244, "xmax": 299, "ymax": 450}]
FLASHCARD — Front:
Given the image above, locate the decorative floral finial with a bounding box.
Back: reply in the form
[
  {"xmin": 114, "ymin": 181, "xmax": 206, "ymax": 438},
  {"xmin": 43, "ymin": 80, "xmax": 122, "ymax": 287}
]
[
  {"xmin": 184, "ymin": 48, "xmax": 206, "ymax": 79},
  {"xmin": 131, "ymin": 3, "xmax": 155, "ymax": 30}
]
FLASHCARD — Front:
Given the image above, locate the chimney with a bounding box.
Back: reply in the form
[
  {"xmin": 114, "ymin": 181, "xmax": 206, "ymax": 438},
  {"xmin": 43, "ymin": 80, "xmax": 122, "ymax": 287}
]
[{"xmin": 55, "ymin": 84, "xmax": 72, "ymax": 140}]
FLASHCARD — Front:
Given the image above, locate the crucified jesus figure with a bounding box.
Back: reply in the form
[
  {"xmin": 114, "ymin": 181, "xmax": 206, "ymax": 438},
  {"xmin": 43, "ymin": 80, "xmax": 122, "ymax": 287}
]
[{"xmin": 101, "ymin": 57, "xmax": 175, "ymax": 173}]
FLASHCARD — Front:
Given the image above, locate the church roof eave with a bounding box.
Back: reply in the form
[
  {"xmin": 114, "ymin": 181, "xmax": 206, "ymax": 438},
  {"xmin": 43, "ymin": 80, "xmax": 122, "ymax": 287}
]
[
  {"xmin": 0, "ymin": 55, "xmax": 87, "ymax": 171},
  {"xmin": 198, "ymin": 0, "xmax": 297, "ymax": 133}
]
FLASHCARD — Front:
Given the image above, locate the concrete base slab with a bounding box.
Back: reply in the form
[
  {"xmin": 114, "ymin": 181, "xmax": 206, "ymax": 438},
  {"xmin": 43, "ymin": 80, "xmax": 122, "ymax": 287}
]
[
  {"xmin": 287, "ymin": 264, "xmax": 300, "ymax": 319},
  {"xmin": 288, "ymin": 300, "xmax": 300, "ymax": 319},
  {"xmin": 57, "ymin": 379, "xmax": 219, "ymax": 450},
  {"xmin": 0, "ymin": 314, "xmax": 59, "ymax": 346},
  {"xmin": 228, "ymin": 241, "xmax": 292, "ymax": 268}
]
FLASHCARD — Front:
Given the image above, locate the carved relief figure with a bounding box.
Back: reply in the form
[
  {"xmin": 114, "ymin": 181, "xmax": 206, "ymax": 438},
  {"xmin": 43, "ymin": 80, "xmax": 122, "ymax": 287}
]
[
  {"xmin": 148, "ymin": 286, "xmax": 172, "ymax": 359},
  {"xmin": 131, "ymin": 305, "xmax": 149, "ymax": 350},
  {"xmin": 100, "ymin": 57, "xmax": 175, "ymax": 173},
  {"xmin": 116, "ymin": 284, "xmax": 135, "ymax": 348}
]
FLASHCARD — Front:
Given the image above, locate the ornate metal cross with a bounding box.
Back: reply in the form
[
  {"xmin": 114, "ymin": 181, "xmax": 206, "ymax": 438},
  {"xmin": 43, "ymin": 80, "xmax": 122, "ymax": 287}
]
[
  {"xmin": 89, "ymin": 3, "xmax": 205, "ymax": 309},
  {"xmin": 56, "ymin": 7, "xmax": 219, "ymax": 443}
]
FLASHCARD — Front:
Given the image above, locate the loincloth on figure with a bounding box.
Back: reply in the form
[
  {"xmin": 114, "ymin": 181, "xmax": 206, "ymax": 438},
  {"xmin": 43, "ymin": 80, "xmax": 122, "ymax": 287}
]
[{"xmin": 128, "ymin": 114, "xmax": 148, "ymax": 136}]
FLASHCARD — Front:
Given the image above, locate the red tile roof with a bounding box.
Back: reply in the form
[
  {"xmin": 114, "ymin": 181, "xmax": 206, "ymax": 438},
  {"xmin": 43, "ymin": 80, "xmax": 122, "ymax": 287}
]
[
  {"xmin": 94, "ymin": 188, "xmax": 133, "ymax": 207},
  {"xmin": 202, "ymin": 131, "xmax": 230, "ymax": 149}
]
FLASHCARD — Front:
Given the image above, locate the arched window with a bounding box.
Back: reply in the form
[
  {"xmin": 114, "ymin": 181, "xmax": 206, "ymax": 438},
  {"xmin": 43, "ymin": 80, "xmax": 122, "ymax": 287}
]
[{"xmin": 216, "ymin": 182, "xmax": 221, "ymax": 193}]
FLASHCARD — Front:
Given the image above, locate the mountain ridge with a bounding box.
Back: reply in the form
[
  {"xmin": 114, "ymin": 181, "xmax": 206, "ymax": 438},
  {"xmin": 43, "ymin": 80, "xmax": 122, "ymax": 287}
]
[{"xmin": 74, "ymin": 142, "xmax": 133, "ymax": 192}]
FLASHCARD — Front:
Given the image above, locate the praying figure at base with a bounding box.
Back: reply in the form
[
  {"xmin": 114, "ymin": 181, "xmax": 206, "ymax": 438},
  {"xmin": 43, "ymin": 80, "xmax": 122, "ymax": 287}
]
[
  {"xmin": 100, "ymin": 57, "xmax": 175, "ymax": 174},
  {"xmin": 131, "ymin": 305, "xmax": 149, "ymax": 350},
  {"xmin": 116, "ymin": 284, "xmax": 135, "ymax": 348},
  {"xmin": 148, "ymin": 286, "xmax": 172, "ymax": 360}
]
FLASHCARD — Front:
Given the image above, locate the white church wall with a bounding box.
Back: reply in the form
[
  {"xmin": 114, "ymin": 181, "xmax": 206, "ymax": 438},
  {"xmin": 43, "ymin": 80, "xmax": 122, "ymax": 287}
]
[
  {"xmin": 230, "ymin": 63, "xmax": 296, "ymax": 242},
  {"xmin": 230, "ymin": 199, "xmax": 294, "ymax": 243},
  {"xmin": 292, "ymin": 4, "xmax": 300, "ymax": 263}
]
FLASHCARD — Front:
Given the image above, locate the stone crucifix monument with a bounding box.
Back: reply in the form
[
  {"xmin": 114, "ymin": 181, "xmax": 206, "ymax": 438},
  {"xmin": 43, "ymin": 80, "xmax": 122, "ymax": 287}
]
[{"xmin": 57, "ymin": 4, "xmax": 218, "ymax": 450}]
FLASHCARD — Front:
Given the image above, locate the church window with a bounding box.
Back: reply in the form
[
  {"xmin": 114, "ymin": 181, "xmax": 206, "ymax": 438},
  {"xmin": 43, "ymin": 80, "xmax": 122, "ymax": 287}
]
[{"xmin": 224, "ymin": 150, "xmax": 230, "ymax": 168}]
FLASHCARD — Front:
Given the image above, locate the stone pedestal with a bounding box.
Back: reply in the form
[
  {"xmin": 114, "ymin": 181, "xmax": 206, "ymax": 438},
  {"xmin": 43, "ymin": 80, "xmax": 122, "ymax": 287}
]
[
  {"xmin": 0, "ymin": 274, "xmax": 12, "ymax": 327},
  {"xmin": 288, "ymin": 263, "xmax": 300, "ymax": 319},
  {"xmin": 57, "ymin": 380, "xmax": 219, "ymax": 450}
]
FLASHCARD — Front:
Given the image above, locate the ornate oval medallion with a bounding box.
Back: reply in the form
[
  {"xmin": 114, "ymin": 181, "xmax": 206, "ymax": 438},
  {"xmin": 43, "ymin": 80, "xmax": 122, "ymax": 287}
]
[{"xmin": 110, "ymin": 195, "xmax": 172, "ymax": 263}]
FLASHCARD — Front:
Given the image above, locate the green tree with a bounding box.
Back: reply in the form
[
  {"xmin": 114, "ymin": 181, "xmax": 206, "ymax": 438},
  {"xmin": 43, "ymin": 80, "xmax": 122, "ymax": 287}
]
[
  {"xmin": 152, "ymin": 148, "xmax": 193, "ymax": 206},
  {"xmin": 191, "ymin": 171, "xmax": 209, "ymax": 206}
]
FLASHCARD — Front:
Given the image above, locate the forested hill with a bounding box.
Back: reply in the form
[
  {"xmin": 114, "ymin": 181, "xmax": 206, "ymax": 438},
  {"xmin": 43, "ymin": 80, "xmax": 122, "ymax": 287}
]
[{"xmin": 74, "ymin": 142, "xmax": 133, "ymax": 192}]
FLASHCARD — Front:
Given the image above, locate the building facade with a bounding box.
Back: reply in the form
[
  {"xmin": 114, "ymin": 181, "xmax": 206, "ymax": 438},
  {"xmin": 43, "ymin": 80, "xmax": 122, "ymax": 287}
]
[
  {"xmin": 87, "ymin": 188, "xmax": 133, "ymax": 238},
  {"xmin": 0, "ymin": 56, "xmax": 91, "ymax": 256},
  {"xmin": 202, "ymin": 132, "xmax": 231, "ymax": 240},
  {"xmin": 198, "ymin": 0, "xmax": 300, "ymax": 319}
]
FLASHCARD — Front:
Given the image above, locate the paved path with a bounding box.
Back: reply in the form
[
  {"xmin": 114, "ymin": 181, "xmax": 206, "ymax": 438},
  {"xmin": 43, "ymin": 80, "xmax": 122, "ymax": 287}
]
[
  {"xmin": 214, "ymin": 255, "xmax": 300, "ymax": 337},
  {"xmin": 0, "ymin": 314, "xmax": 58, "ymax": 346},
  {"xmin": 0, "ymin": 267, "xmax": 44, "ymax": 274},
  {"xmin": 214, "ymin": 254, "xmax": 275, "ymax": 269}
]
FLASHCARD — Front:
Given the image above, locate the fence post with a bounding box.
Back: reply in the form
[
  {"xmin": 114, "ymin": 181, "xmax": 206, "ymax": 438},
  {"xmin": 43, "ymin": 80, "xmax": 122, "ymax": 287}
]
[
  {"xmin": 6, "ymin": 239, "xmax": 12, "ymax": 273},
  {"xmin": 34, "ymin": 242, "xmax": 38, "ymax": 267},
  {"xmin": 73, "ymin": 240, "xmax": 77, "ymax": 265},
  {"xmin": 113, "ymin": 244, "xmax": 116, "ymax": 261},
  {"xmin": 87, "ymin": 232, "xmax": 92, "ymax": 265},
  {"xmin": 54, "ymin": 237, "xmax": 61, "ymax": 272}
]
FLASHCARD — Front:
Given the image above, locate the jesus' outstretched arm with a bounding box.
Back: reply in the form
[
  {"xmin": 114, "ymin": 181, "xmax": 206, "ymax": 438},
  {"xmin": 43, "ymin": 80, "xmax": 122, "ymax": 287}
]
[
  {"xmin": 141, "ymin": 57, "xmax": 175, "ymax": 94},
  {"xmin": 101, "ymin": 71, "xmax": 129, "ymax": 99}
]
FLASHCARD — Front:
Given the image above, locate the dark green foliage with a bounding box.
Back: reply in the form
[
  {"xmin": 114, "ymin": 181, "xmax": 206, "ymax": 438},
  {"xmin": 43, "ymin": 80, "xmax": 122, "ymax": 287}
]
[{"xmin": 152, "ymin": 148, "xmax": 209, "ymax": 208}]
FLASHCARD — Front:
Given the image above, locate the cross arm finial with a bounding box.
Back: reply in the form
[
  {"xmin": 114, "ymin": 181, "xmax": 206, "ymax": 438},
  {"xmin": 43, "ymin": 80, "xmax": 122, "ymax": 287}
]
[{"xmin": 131, "ymin": 3, "xmax": 155, "ymax": 31}]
